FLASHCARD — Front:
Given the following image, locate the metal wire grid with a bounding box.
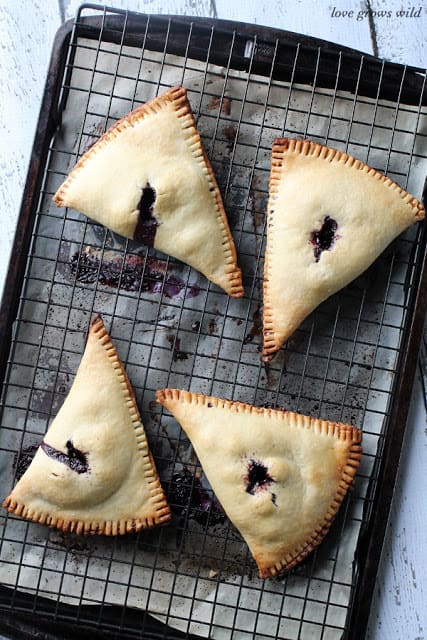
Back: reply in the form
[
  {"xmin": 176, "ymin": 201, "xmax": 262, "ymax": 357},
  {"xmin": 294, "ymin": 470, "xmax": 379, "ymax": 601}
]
[{"xmin": 0, "ymin": 5, "xmax": 426, "ymax": 640}]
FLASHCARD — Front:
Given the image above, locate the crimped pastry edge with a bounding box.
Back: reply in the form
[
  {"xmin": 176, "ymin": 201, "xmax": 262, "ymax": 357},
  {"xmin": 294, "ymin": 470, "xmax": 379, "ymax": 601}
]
[
  {"xmin": 3, "ymin": 315, "xmax": 171, "ymax": 535},
  {"xmin": 156, "ymin": 388, "xmax": 362, "ymax": 578},
  {"xmin": 53, "ymin": 86, "xmax": 244, "ymax": 298},
  {"xmin": 262, "ymin": 137, "xmax": 426, "ymax": 361}
]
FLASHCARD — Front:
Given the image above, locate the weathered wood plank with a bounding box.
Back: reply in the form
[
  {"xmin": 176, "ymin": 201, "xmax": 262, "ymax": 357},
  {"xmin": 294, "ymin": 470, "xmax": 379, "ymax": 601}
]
[
  {"xmin": 62, "ymin": 0, "xmax": 216, "ymax": 20},
  {"xmin": 0, "ymin": 1, "xmax": 61, "ymax": 298},
  {"xmin": 367, "ymin": 374, "xmax": 427, "ymax": 639},
  {"xmin": 369, "ymin": 0, "xmax": 426, "ymax": 67},
  {"xmin": 63, "ymin": 0, "xmax": 374, "ymax": 54},
  {"xmin": 214, "ymin": 0, "xmax": 374, "ymax": 54},
  {"xmin": 364, "ymin": 3, "xmax": 427, "ymax": 637}
]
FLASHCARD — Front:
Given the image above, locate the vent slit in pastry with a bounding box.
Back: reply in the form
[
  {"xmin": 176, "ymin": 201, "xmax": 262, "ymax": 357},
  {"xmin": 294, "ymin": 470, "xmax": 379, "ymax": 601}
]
[
  {"xmin": 3, "ymin": 315, "xmax": 171, "ymax": 535},
  {"xmin": 245, "ymin": 458, "xmax": 276, "ymax": 503},
  {"xmin": 310, "ymin": 215, "xmax": 339, "ymax": 262},
  {"xmin": 40, "ymin": 440, "xmax": 89, "ymax": 475},
  {"xmin": 135, "ymin": 182, "xmax": 158, "ymax": 247},
  {"xmin": 156, "ymin": 389, "xmax": 362, "ymax": 578}
]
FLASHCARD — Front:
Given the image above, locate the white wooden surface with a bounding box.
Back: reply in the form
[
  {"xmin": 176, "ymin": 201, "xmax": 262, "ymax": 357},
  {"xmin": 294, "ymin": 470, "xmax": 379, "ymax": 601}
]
[{"xmin": 0, "ymin": 1, "xmax": 426, "ymax": 638}]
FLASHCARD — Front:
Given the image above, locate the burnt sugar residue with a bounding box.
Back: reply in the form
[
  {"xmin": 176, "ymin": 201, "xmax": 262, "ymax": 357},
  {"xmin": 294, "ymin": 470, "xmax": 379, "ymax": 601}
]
[
  {"xmin": 223, "ymin": 124, "xmax": 237, "ymax": 151},
  {"xmin": 208, "ymin": 318, "xmax": 217, "ymax": 335},
  {"xmin": 49, "ymin": 530, "xmax": 92, "ymax": 555},
  {"xmin": 134, "ymin": 183, "xmax": 158, "ymax": 247},
  {"xmin": 40, "ymin": 440, "xmax": 89, "ymax": 474},
  {"xmin": 168, "ymin": 467, "xmax": 225, "ymax": 527},
  {"xmin": 70, "ymin": 247, "xmax": 200, "ymax": 300},
  {"xmin": 166, "ymin": 335, "xmax": 189, "ymax": 362},
  {"xmin": 207, "ymin": 95, "xmax": 232, "ymax": 115},
  {"xmin": 260, "ymin": 402, "xmax": 284, "ymax": 410},
  {"xmin": 14, "ymin": 443, "xmax": 39, "ymax": 480},
  {"xmin": 243, "ymin": 305, "xmax": 263, "ymax": 346}
]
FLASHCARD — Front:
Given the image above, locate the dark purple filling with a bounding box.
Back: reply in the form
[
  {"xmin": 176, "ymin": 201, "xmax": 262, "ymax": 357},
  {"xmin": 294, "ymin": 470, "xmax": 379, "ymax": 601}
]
[
  {"xmin": 41, "ymin": 440, "xmax": 89, "ymax": 474},
  {"xmin": 169, "ymin": 468, "xmax": 225, "ymax": 527},
  {"xmin": 70, "ymin": 249, "xmax": 199, "ymax": 300},
  {"xmin": 134, "ymin": 184, "xmax": 158, "ymax": 247},
  {"xmin": 310, "ymin": 216, "xmax": 338, "ymax": 262},
  {"xmin": 245, "ymin": 459, "xmax": 275, "ymax": 500}
]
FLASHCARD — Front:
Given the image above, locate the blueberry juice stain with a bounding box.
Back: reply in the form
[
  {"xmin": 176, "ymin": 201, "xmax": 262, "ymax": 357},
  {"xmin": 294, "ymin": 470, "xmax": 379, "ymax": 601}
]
[
  {"xmin": 168, "ymin": 467, "xmax": 225, "ymax": 527},
  {"xmin": 245, "ymin": 459, "xmax": 276, "ymax": 505},
  {"xmin": 310, "ymin": 216, "xmax": 338, "ymax": 262},
  {"xmin": 40, "ymin": 440, "xmax": 89, "ymax": 474},
  {"xmin": 134, "ymin": 183, "xmax": 158, "ymax": 247},
  {"xmin": 70, "ymin": 248, "xmax": 199, "ymax": 300}
]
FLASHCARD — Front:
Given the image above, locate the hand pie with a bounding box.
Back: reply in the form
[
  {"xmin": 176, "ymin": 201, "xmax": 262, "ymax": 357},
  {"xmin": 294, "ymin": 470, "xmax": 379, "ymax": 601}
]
[
  {"xmin": 263, "ymin": 138, "xmax": 425, "ymax": 360},
  {"xmin": 156, "ymin": 389, "xmax": 362, "ymax": 578},
  {"xmin": 3, "ymin": 316, "xmax": 171, "ymax": 535},
  {"xmin": 53, "ymin": 86, "xmax": 243, "ymax": 298}
]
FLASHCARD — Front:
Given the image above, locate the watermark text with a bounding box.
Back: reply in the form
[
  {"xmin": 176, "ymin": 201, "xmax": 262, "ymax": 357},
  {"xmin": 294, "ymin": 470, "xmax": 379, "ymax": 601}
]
[{"xmin": 330, "ymin": 6, "xmax": 423, "ymax": 20}]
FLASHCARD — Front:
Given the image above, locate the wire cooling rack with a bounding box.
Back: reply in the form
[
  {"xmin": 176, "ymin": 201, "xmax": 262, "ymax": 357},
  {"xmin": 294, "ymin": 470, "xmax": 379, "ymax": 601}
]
[{"xmin": 0, "ymin": 5, "xmax": 426, "ymax": 640}]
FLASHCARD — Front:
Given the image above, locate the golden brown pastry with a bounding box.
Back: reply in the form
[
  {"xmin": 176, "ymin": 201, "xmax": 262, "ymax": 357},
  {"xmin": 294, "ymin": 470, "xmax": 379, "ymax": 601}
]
[
  {"xmin": 3, "ymin": 316, "xmax": 171, "ymax": 535},
  {"xmin": 263, "ymin": 138, "xmax": 425, "ymax": 360},
  {"xmin": 53, "ymin": 86, "xmax": 243, "ymax": 298},
  {"xmin": 156, "ymin": 389, "xmax": 362, "ymax": 578}
]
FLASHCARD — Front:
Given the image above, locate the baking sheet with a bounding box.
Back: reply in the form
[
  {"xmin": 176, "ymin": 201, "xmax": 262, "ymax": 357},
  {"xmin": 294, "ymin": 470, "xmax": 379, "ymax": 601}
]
[{"xmin": 0, "ymin": 26, "xmax": 426, "ymax": 640}]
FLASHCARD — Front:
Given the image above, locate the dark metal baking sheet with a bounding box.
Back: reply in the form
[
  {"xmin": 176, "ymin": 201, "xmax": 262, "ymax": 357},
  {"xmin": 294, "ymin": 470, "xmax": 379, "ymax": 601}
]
[{"xmin": 0, "ymin": 6, "xmax": 426, "ymax": 640}]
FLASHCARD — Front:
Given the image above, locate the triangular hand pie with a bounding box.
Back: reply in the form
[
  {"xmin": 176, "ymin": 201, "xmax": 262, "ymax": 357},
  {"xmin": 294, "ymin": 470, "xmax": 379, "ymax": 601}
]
[
  {"xmin": 53, "ymin": 86, "xmax": 243, "ymax": 298},
  {"xmin": 3, "ymin": 316, "xmax": 171, "ymax": 535},
  {"xmin": 156, "ymin": 389, "xmax": 362, "ymax": 578},
  {"xmin": 263, "ymin": 138, "xmax": 425, "ymax": 360}
]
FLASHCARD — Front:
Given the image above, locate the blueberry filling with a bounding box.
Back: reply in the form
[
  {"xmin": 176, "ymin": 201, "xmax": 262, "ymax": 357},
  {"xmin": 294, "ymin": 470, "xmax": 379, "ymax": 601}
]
[
  {"xmin": 245, "ymin": 459, "xmax": 275, "ymax": 498},
  {"xmin": 70, "ymin": 249, "xmax": 199, "ymax": 299},
  {"xmin": 168, "ymin": 468, "xmax": 225, "ymax": 527},
  {"xmin": 134, "ymin": 183, "xmax": 158, "ymax": 247},
  {"xmin": 310, "ymin": 216, "xmax": 338, "ymax": 262},
  {"xmin": 41, "ymin": 440, "xmax": 89, "ymax": 474}
]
